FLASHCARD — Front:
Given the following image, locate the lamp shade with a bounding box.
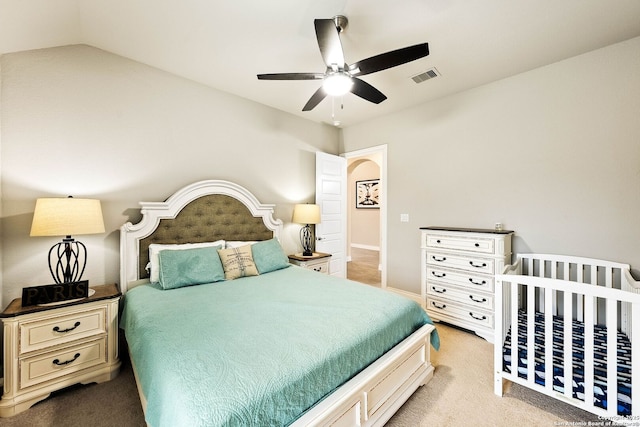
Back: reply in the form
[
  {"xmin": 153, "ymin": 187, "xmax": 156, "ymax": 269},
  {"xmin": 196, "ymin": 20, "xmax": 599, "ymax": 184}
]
[
  {"xmin": 30, "ymin": 197, "xmax": 105, "ymax": 237},
  {"xmin": 292, "ymin": 204, "xmax": 321, "ymax": 225}
]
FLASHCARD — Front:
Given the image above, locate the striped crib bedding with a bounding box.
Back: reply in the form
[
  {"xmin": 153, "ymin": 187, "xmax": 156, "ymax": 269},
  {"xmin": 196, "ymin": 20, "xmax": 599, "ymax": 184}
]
[{"xmin": 502, "ymin": 310, "xmax": 632, "ymax": 415}]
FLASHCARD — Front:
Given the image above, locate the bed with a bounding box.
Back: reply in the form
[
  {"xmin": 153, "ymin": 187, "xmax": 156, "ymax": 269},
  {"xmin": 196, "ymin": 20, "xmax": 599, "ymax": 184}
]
[
  {"xmin": 119, "ymin": 180, "xmax": 438, "ymax": 427},
  {"xmin": 494, "ymin": 253, "xmax": 640, "ymax": 423}
]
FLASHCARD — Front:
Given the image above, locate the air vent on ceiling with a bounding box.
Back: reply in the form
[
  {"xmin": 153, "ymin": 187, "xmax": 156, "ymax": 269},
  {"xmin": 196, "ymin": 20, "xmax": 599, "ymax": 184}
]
[{"xmin": 411, "ymin": 67, "xmax": 440, "ymax": 83}]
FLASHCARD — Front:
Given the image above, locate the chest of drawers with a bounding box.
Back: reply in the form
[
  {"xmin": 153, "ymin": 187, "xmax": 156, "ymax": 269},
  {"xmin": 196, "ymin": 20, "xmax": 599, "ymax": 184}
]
[
  {"xmin": 0, "ymin": 284, "xmax": 121, "ymax": 417},
  {"xmin": 421, "ymin": 227, "xmax": 513, "ymax": 342}
]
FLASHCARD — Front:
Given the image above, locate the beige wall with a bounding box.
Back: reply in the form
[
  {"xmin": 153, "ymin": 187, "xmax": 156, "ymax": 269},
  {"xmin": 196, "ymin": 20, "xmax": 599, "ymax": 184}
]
[
  {"xmin": 342, "ymin": 37, "xmax": 640, "ymax": 294},
  {"xmin": 0, "ymin": 45, "xmax": 339, "ymax": 306}
]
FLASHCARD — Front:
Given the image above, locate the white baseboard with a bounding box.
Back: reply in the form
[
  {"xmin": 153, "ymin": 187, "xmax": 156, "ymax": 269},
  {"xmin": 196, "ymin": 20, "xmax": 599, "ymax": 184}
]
[
  {"xmin": 385, "ymin": 287, "xmax": 424, "ymax": 309},
  {"xmin": 350, "ymin": 243, "xmax": 380, "ymax": 251}
]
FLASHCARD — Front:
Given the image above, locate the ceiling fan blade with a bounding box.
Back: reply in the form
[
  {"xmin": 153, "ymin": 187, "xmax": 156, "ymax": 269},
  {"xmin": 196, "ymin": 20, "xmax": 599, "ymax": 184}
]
[
  {"xmin": 257, "ymin": 73, "xmax": 325, "ymax": 80},
  {"xmin": 349, "ymin": 43, "xmax": 429, "ymax": 76},
  {"xmin": 350, "ymin": 77, "xmax": 387, "ymax": 104},
  {"xmin": 302, "ymin": 86, "xmax": 328, "ymax": 111},
  {"xmin": 314, "ymin": 19, "xmax": 345, "ymax": 68}
]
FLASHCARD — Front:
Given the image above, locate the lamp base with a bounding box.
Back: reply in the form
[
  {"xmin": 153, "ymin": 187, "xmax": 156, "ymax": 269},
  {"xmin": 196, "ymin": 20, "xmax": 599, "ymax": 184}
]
[
  {"xmin": 300, "ymin": 224, "xmax": 315, "ymax": 258},
  {"xmin": 48, "ymin": 237, "xmax": 87, "ymax": 284}
]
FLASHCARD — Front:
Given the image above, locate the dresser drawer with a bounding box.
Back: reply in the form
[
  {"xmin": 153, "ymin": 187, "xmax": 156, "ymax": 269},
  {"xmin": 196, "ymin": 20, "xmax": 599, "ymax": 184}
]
[
  {"xmin": 426, "ymin": 267, "xmax": 494, "ymax": 292},
  {"xmin": 425, "ymin": 233, "xmax": 495, "ymax": 255},
  {"xmin": 426, "ymin": 251, "xmax": 495, "ymax": 275},
  {"xmin": 20, "ymin": 307, "xmax": 107, "ymax": 354},
  {"xmin": 427, "ymin": 283, "xmax": 494, "ymax": 310},
  {"xmin": 19, "ymin": 337, "xmax": 107, "ymax": 389},
  {"xmin": 427, "ymin": 297, "xmax": 494, "ymax": 329}
]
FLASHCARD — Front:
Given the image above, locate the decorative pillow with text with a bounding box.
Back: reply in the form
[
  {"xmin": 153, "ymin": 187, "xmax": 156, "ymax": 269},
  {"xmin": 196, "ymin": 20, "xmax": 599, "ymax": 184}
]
[{"xmin": 217, "ymin": 245, "xmax": 259, "ymax": 280}]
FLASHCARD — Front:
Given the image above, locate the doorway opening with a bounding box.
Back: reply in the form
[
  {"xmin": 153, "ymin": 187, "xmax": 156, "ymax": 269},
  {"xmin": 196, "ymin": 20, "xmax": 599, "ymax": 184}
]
[{"xmin": 344, "ymin": 145, "xmax": 387, "ymax": 288}]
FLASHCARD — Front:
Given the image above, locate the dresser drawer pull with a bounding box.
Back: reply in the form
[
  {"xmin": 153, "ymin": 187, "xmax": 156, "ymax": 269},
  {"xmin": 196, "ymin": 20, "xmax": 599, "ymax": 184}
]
[
  {"xmin": 469, "ymin": 295, "xmax": 487, "ymax": 303},
  {"xmin": 431, "ymin": 301, "xmax": 446, "ymax": 309},
  {"xmin": 431, "ymin": 286, "xmax": 446, "ymax": 294},
  {"xmin": 431, "ymin": 272, "xmax": 446, "ymax": 278},
  {"xmin": 53, "ymin": 321, "xmax": 81, "ymax": 333},
  {"xmin": 468, "ymin": 278, "xmax": 487, "ymax": 286},
  {"xmin": 53, "ymin": 353, "xmax": 80, "ymax": 366},
  {"xmin": 436, "ymin": 239, "xmax": 441, "ymax": 244},
  {"xmin": 469, "ymin": 313, "xmax": 487, "ymax": 321},
  {"xmin": 313, "ymin": 267, "xmax": 322, "ymax": 272},
  {"xmin": 469, "ymin": 261, "xmax": 487, "ymax": 268},
  {"xmin": 432, "ymin": 256, "xmax": 447, "ymax": 262},
  {"xmin": 474, "ymin": 243, "xmax": 480, "ymax": 247}
]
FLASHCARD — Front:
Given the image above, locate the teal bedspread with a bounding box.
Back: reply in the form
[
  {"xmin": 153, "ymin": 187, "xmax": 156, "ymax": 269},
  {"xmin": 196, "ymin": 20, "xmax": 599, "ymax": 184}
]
[{"xmin": 120, "ymin": 266, "xmax": 438, "ymax": 427}]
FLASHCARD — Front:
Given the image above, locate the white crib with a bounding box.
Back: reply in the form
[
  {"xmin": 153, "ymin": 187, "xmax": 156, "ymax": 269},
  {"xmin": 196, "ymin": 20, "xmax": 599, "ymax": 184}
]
[{"xmin": 494, "ymin": 254, "xmax": 640, "ymax": 423}]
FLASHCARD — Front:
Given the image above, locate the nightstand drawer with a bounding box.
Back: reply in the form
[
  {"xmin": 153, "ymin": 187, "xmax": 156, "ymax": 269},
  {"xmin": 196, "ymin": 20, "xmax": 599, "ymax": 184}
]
[
  {"xmin": 20, "ymin": 307, "xmax": 107, "ymax": 354},
  {"xmin": 288, "ymin": 253, "xmax": 332, "ymax": 275},
  {"xmin": 20, "ymin": 337, "xmax": 107, "ymax": 389},
  {"xmin": 302, "ymin": 261, "xmax": 329, "ymax": 274}
]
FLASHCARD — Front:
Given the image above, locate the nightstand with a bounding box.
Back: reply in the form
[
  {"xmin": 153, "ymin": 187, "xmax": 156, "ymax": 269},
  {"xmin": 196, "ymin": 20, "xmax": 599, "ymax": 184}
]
[
  {"xmin": 0, "ymin": 283, "xmax": 122, "ymax": 417},
  {"xmin": 288, "ymin": 253, "xmax": 332, "ymax": 274}
]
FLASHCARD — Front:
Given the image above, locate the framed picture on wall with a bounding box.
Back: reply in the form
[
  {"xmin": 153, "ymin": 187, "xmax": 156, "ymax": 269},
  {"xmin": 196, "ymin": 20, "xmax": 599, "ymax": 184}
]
[{"xmin": 356, "ymin": 179, "xmax": 380, "ymax": 209}]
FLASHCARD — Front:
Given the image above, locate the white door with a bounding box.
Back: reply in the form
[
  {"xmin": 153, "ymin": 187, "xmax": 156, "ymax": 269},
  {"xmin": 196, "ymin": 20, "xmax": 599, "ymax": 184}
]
[{"xmin": 315, "ymin": 152, "xmax": 347, "ymax": 278}]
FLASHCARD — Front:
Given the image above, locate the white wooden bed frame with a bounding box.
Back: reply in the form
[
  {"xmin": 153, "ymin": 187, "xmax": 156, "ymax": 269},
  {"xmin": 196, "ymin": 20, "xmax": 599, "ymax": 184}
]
[
  {"xmin": 494, "ymin": 253, "xmax": 640, "ymax": 423},
  {"xmin": 120, "ymin": 180, "xmax": 435, "ymax": 427}
]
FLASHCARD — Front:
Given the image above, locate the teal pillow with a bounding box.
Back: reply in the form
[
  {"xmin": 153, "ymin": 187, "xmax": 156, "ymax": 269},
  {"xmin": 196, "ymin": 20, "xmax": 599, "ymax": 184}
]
[
  {"xmin": 251, "ymin": 238, "xmax": 290, "ymax": 274},
  {"xmin": 158, "ymin": 246, "xmax": 224, "ymax": 290}
]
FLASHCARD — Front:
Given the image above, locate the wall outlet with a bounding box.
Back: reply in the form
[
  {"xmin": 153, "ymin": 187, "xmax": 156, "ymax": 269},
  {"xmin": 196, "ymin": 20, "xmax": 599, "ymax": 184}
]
[{"xmin": 400, "ymin": 214, "xmax": 409, "ymax": 222}]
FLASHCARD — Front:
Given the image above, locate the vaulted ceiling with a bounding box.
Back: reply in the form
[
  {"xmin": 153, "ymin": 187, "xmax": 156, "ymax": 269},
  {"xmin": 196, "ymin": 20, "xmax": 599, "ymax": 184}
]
[{"xmin": 2, "ymin": 1, "xmax": 640, "ymax": 127}]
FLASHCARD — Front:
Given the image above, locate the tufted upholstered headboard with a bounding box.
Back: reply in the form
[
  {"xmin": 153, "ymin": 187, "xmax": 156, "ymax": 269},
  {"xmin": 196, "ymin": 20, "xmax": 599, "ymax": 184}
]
[{"xmin": 120, "ymin": 180, "xmax": 283, "ymax": 293}]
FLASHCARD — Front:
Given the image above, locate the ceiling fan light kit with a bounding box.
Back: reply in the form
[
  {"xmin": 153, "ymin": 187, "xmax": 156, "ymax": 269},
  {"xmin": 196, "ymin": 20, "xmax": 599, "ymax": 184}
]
[
  {"xmin": 257, "ymin": 15, "xmax": 429, "ymax": 112},
  {"xmin": 323, "ymin": 72, "xmax": 353, "ymax": 96}
]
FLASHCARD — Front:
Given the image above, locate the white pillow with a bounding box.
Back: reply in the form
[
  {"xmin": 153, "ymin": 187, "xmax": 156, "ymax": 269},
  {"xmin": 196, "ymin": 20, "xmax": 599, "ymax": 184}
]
[
  {"xmin": 147, "ymin": 240, "xmax": 225, "ymax": 283},
  {"xmin": 225, "ymin": 241, "xmax": 257, "ymax": 249}
]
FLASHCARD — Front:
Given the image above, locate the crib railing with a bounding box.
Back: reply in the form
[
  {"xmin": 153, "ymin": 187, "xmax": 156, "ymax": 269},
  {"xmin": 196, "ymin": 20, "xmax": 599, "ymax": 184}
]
[{"xmin": 495, "ymin": 254, "xmax": 640, "ymax": 420}]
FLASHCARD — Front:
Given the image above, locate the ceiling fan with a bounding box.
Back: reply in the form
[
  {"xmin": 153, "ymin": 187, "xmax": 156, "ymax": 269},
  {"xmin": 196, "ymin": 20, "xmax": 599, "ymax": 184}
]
[{"xmin": 257, "ymin": 15, "xmax": 429, "ymax": 111}]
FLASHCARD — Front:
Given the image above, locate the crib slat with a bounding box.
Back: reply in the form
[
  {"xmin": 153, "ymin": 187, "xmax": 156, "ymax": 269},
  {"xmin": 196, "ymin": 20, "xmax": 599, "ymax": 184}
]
[
  {"xmin": 583, "ymin": 296, "xmax": 595, "ymax": 412},
  {"xmin": 606, "ymin": 297, "xmax": 617, "ymax": 416},
  {"xmin": 544, "ymin": 287, "xmax": 554, "ymax": 394},
  {"xmin": 510, "ymin": 280, "xmax": 519, "ymax": 379},
  {"xmin": 563, "ymin": 291, "xmax": 573, "ymax": 401},
  {"xmin": 527, "ymin": 283, "xmax": 536, "ymax": 386},
  {"xmin": 632, "ymin": 301, "xmax": 639, "ymax": 420}
]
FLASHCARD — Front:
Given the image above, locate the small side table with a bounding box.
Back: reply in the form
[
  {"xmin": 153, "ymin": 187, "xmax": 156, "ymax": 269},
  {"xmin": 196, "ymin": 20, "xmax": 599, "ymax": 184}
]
[
  {"xmin": 0, "ymin": 284, "xmax": 122, "ymax": 417},
  {"xmin": 288, "ymin": 252, "xmax": 332, "ymax": 275}
]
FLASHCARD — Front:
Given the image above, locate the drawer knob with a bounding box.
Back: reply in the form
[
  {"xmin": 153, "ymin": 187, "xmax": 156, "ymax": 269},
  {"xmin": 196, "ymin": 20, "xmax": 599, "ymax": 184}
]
[
  {"xmin": 53, "ymin": 321, "xmax": 81, "ymax": 334},
  {"xmin": 474, "ymin": 243, "xmax": 480, "ymax": 247},
  {"xmin": 468, "ymin": 278, "xmax": 486, "ymax": 286},
  {"xmin": 432, "ymin": 256, "xmax": 447, "ymax": 262},
  {"xmin": 436, "ymin": 239, "xmax": 441, "ymax": 244},
  {"xmin": 431, "ymin": 286, "xmax": 446, "ymax": 294},
  {"xmin": 469, "ymin": 261, "xmax": 487, "ymax": 268},
  {"xmin": 469, "ymin": 312, "xmax": 487, "ymax": 321},
  {"xmin": 53, "ymin": 353, "xmax": 81, "ymax": 366},
  {"xmin": 469, "ymin": 295, "xmax": 487, "ymax": 303},
  {"xmin": 431, "ymin": 301, "xmax": 446, "ymax": 309},
  {"xmin": 431, "ymin": 272, "xmax": 446, "ymax": 278}
]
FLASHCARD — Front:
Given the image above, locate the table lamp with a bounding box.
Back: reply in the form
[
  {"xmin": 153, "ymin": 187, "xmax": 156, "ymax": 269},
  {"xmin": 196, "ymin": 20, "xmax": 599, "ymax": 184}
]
[
  {"xmin": 292, "ymin": 204, "xmax": 321, "ymax": 256},
  {"xmin": 30, "ymin": 196, "xmax": 105, "ymax": 284}
]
